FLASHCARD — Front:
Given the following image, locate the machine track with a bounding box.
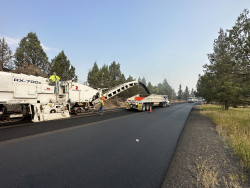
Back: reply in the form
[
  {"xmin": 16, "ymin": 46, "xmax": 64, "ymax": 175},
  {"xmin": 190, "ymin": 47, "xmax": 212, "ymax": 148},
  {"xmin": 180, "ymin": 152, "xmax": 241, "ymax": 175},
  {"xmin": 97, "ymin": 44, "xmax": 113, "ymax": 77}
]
[
  {"xmin": 0, "ymin": 117, "xmax": 24, "ymax": 124},
  {"xmin": 0, "ymin": 110, "xmax": 24, "ymax": 125}
]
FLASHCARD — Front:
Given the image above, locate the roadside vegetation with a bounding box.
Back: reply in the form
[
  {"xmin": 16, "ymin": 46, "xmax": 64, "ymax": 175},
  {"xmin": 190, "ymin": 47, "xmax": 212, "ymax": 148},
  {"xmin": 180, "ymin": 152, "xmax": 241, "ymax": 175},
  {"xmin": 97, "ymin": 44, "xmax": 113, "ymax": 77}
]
[
  {"xmin": 200, "ymin": 105, "xmax": 250, "ymax": 169},
  {"xmin": 87, "ymin": 61, "xmax": 182, "ymax": 101},
  {"xmin": 193, "ymin": 8, "xmax": 250, "ymax": 187},
  {"xmin": 0, "ymin": 32, "xmax": 77, "ymax": 81},
  {"xmin": 196, "ymin": 9, "xmax": 250, "ymax": 110}
]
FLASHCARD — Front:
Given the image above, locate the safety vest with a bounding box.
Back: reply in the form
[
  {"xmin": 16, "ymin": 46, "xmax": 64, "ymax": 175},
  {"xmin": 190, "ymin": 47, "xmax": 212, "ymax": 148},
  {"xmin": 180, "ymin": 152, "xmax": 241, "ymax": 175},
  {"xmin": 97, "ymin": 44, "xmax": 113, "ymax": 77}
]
[
  {"xmin": 100, "ymin": 100, "xmax": 104, "ymax": 106},
  {"xmin": 49, "ymin": 75, "xmax": 60, "ymax": 82}
]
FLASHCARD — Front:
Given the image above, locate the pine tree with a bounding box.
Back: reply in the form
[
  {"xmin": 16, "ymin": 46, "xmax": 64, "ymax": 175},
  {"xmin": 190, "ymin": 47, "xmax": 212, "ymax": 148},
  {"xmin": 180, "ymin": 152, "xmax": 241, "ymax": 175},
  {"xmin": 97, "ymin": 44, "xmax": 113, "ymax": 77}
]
[
  {"xmin": 162, "ymin": 79, "xmax": 173, "ymax": 99},
  {"xmin": 139, "ymin": 77, "xmax": 148, "ymax": 94},
  {"xmin": 49, "ymin": 50, "xmax": 77, "ymax": 82},
  {"xmin": 109, "ymin": 61, "xmax": 122, "ymax": 87},
  {"xmin": 0, "ymin": 37, "xmax": 14, "ymax": 71},
  {"xmin": 172, "ymin": 90, "xmax": 177, "ymax": 100},
  {"xmin": 88, "ymin": 62, "xmax": 100, "ymax": 87},
  {"xmin": 177, "ymin": 84, "xmax": 183, "ymax": 101},
  {"xmin": 228, "ymin": 9, "xmax": 250, "ymax": 64},
  {"xmin": 228, "ymin": 9, "xmax": 250, "ymax": 105},
  {"xmin": 154, "ymin": 86, "xmax": 159, "ymax": 94},
  {"xmin": 14, "ymin": 32, "xmax": 49, "ymax": 73},
  {"xmin": 206, "ymin": 29, "xmax": 239, "ymax": 109},
  {"xmin": 138, "ymin": 77, "xmax": 142, "ymax": 83},
  {"xmin": 197, "ymin": 9, "xmax": 250, "ymax": 108},
  {"xmin": 190, "ymin": 88, "xmax": 195, "ymax": 97},
  {"xmin": 196, "ymin": 73, "xmax": 216, "ymax": 104},
  {"xmin": 157, "ymin": 83, "xmax": 166, "ymax": 95},
  {"xmin": 141, "ymin": 77, "xmax": 147, "ymax": 86},
  {"xmin": 147, "ymin": 82, "xmax": 154, "ymax": 94},
  {"xmin": 99, "ymin": 64, "xmax": 110, "ymax": 88},
  {"xmin": 183, "ymin": 86, "xmax": 190, "ymax": 102}
]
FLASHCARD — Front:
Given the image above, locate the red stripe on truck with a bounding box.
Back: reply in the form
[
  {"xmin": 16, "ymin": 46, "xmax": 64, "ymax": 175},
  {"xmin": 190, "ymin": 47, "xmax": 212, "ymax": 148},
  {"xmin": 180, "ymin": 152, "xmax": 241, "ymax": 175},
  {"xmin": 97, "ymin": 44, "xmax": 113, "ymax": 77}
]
[{"xmin": 135, "ymin": 97, "xmax": 146, "ymax": 101}]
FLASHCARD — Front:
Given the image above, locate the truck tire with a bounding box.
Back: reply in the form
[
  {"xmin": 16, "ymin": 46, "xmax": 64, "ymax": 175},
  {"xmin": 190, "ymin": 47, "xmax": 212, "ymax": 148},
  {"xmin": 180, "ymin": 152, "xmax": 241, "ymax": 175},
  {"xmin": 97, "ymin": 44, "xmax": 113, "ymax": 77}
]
[
  {"xmin": 145, "ymin": 103, "xmax": 149, "ymax": 111},
  {"xmin": 142, "ymin": 104, "xmax": 145, "ymax": 112}
]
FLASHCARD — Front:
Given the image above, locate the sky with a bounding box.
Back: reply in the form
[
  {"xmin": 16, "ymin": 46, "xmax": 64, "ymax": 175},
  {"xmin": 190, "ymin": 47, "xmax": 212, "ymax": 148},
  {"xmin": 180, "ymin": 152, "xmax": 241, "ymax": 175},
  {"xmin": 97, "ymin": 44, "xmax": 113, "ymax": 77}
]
[{"xmin": 1, "ymin": 0, "xmax": 249, "ymax": 92}]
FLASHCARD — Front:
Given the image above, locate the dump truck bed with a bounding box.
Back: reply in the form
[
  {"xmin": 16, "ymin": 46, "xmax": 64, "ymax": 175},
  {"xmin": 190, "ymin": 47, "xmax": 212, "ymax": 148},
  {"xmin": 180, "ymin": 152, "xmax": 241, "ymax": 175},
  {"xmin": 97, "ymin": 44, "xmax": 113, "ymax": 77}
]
[{"xmin": 126, "ymin": 94, "xmax": 169, "ymax": 111}]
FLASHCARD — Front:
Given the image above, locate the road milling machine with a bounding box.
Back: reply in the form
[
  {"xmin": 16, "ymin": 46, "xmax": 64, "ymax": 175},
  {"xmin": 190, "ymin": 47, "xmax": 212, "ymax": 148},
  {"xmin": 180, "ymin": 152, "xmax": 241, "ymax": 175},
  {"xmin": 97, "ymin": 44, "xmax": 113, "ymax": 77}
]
[{"xmin": 0, "ymin": 71, "xmax": 140, "ymax": 123}]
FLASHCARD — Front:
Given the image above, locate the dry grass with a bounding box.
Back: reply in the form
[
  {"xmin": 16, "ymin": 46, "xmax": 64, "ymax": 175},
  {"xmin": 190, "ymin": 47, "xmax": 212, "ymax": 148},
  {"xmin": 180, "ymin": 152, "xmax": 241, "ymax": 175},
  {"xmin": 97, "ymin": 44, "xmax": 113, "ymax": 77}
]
[
  {"xmin": 190, "ymin": 157, "xmax": 243, "ymax": 188},
  {"xmin": 200, "ymin": 105, "xmax": 250, "ymax": 169},
  {"xmin": 190, "ymin": 158, "xmax": 219, "ymax": 188}
]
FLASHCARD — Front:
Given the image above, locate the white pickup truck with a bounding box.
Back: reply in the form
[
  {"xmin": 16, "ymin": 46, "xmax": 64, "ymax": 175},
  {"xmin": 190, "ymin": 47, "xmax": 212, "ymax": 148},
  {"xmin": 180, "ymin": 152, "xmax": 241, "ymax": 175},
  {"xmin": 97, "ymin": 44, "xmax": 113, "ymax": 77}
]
[{"xmin": 188, "ymin": 97, "xmax": 196, "ymax": 103}]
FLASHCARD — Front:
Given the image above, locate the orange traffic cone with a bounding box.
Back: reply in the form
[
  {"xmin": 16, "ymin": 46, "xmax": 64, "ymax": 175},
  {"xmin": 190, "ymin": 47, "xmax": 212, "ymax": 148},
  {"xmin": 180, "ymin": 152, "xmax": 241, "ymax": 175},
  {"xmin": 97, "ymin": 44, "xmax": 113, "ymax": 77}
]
[{"xmin": 150, "ymin": 106, "xmax": 152, "ymax": 113}]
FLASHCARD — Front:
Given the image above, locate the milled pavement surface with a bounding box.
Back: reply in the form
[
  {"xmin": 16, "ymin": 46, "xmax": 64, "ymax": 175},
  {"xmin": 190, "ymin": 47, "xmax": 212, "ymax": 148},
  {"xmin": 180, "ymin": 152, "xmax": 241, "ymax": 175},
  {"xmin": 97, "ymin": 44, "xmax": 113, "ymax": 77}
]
[{"xmin": 162, "ymin": 104, "xmax": 249, "ymax": 188}]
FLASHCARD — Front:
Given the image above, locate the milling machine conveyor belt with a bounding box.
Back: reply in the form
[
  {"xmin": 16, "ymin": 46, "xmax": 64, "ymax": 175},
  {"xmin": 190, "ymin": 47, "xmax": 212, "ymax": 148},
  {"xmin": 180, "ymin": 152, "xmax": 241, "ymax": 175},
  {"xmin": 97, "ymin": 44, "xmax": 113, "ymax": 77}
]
[{"xmin": 92, "ymin": 81, "xmax": 139, "ymax": 105}]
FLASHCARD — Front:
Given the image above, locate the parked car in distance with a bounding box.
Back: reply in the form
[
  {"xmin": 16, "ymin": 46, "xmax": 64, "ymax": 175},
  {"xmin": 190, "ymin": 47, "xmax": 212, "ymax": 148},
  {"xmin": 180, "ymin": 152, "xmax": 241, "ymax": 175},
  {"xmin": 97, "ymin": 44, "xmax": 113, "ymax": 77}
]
[{"xmin": 188, "ymin": 97, "xmax": 196, "ymax": 103}]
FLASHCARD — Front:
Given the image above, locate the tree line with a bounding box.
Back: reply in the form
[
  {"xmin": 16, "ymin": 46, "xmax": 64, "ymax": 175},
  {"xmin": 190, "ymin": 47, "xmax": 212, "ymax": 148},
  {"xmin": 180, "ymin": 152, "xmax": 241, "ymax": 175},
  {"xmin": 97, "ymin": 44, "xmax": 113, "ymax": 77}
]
[
  {"xmin": 196, "ymin": 9, "xmax": 250, "ymax": 110},
  {"xmin": 0, "ymin": 31, "xmax": 195, "ymax": 101},
  {"xmin": 87, "ymin": 61, "xmax": 195, "ymax": 101},
  {"xmin": 0, "ymin": 32, "xmax": 77, "ymax": 81}
]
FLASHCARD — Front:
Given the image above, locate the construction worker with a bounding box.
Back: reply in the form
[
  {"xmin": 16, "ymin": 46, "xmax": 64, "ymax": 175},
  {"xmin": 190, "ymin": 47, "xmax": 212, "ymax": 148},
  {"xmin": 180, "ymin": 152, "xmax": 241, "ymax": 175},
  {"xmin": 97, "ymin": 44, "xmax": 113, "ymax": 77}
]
[
  {"xmin": 98, "ymin": 97, "xmax": 104, "ymax": 115},
  {"xmin": 49, "ymin": 72, "xmax": 60, "ymax": 93},
  {"xmin": 49, "ymin": 72, "xmax": 60, "ymax": 83}
]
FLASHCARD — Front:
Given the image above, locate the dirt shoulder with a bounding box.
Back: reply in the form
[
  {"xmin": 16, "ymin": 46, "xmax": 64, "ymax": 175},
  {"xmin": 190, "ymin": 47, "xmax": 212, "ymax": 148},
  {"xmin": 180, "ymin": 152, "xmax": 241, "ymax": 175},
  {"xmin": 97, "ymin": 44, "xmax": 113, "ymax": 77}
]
[{"xmin": 162, "ymin": 104, "xmax": 249, "ymax": 188}]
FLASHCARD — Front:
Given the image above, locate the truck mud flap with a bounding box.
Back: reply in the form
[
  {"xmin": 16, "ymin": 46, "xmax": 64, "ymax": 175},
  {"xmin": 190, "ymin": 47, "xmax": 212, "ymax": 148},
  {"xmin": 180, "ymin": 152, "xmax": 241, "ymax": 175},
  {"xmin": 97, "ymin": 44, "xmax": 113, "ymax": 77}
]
[
  {"xmin": 126, "ymin": 103, "xmax": 131, "ymax": 110},
  {"xmin": 138, "ymin": 104, "xmax": 142, "ymax": 111}
]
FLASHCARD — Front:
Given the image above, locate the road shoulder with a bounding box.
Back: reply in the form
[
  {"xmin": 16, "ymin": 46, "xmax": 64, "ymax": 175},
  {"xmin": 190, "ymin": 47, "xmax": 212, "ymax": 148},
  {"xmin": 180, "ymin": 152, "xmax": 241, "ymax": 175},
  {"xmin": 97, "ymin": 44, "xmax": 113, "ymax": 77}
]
[{"xmin": 162, "ymin": 104, "xmax": 249, "ymax": 188}]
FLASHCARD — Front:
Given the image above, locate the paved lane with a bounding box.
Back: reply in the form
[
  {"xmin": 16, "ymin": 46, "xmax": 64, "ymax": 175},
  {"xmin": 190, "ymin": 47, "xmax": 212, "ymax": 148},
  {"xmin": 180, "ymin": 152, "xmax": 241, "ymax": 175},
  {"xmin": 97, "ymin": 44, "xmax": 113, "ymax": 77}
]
[
  {"xmin": 0, "ymin": 103, "xmax": 182, "ymax": 142},
  {"xmin": 0, "ymin": 103, "xmax": 194, "ymax": 188}
]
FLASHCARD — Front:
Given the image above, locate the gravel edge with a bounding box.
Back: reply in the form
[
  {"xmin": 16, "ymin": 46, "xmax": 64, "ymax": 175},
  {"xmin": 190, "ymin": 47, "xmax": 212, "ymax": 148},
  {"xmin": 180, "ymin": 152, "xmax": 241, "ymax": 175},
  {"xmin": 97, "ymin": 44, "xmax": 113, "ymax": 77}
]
[{"xmin": 161, "ymin": 104, "xmax": 249, "ymax": 188}]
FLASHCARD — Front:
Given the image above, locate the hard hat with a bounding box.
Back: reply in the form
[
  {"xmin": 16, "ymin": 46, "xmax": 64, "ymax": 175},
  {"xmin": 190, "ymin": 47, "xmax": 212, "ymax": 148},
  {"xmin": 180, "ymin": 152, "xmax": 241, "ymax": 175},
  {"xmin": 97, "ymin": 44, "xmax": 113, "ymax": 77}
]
[{"xmin": 53, "ymin": 72, "xmax": 56, "ymax": 74}]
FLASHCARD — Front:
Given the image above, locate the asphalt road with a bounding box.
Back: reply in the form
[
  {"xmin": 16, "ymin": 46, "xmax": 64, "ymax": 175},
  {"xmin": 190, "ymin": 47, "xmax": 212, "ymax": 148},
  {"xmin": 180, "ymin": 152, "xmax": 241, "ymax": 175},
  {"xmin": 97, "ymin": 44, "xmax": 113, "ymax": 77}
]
[{"xmin": 0, "ymin": 102, "xmax": 194, "ymax": 188}]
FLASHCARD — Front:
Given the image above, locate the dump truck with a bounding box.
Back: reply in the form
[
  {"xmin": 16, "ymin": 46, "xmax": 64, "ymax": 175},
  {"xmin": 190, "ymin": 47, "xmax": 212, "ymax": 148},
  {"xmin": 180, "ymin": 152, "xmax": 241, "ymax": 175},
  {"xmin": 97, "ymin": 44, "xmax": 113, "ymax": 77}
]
[{"xmin": 126, "ymin": 94, "xmax": 170, "ymax": 111}]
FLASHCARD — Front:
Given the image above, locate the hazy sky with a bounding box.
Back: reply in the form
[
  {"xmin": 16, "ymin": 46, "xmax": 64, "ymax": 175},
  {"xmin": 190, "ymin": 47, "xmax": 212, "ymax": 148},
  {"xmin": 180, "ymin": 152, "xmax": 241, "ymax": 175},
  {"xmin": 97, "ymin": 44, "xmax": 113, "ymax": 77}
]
[{"xmin": 1, "ymin": 0, "xmax": 249, "ymax": 92}]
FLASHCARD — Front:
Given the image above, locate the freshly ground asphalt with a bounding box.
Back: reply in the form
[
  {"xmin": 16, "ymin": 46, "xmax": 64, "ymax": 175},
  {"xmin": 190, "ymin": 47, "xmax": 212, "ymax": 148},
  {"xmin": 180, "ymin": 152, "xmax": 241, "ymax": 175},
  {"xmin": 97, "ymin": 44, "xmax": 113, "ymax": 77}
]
[{"xmin": 162, "ymin": 104, "xmax": 250, "ymax": 188}]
